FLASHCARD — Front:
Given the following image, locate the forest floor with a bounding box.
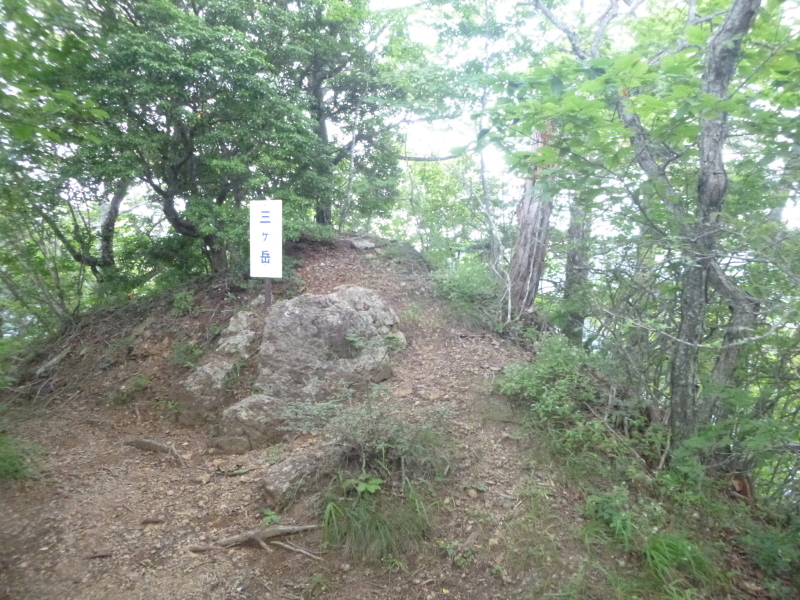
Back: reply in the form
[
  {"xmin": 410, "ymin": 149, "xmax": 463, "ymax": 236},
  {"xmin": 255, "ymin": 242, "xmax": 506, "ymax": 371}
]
[{"xmin": 0, "ymin": 238, "xmax": 763, "ymax": 600}]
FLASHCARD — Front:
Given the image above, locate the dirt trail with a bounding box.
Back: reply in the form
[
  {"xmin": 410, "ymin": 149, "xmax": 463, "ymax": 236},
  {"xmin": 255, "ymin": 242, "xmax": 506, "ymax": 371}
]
[{"xmin": 0, "ymin": 239, "xmax": 578, "ymax": 600}]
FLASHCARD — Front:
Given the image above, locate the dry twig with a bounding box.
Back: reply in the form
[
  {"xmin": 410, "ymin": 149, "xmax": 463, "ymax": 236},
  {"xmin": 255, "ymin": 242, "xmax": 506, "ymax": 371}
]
[
  {"xmin": 123, "ymin": 438, "xmax": 189, "ymax": 468},
  {"xmin": 188, "ymin": 525, "xmax": 320, "ymax": 554}
]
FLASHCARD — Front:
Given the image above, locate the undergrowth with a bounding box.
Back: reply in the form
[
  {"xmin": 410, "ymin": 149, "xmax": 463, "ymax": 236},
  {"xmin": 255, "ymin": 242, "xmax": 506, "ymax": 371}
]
[
  {"xmin": 0, "ymin": 404, "xmax": 35, "ymax": 480},
  {"xmin": 290, "ymin": 385, "xmax": 451, "ymax": 563},
  {"xmin": 432, "ymin": 259, "xmax": 501, "ymax": 330},
  {"xmin": 497, "ymin": 333, "xmax": 781, "ymax": 599},
  {"xmin": 323, "ymin": 477, "xmax": 430, "ymax": 562}
]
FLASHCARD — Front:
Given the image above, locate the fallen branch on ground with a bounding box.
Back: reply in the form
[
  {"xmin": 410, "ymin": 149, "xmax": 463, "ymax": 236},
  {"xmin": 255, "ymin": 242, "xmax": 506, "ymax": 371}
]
[
  {"xmin": 188, "ymin": 525, "xmax": 320, "ymax": 555},
  {"xmin": 123, "ymin": 438, "xmax": 188, "ymax": 467}
]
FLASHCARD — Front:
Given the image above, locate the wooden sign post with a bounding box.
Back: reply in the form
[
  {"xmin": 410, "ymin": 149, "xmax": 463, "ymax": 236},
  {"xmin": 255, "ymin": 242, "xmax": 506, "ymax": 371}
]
[{"xmin": 250, "ymin": 200, "xmax": 282, "ymax": 311}]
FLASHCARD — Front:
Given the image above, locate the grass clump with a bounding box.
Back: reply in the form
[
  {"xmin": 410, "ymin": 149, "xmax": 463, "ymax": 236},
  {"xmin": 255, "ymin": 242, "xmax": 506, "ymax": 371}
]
[
  {"xmin": 432, "ymin": 259, "xmax": 501, "ymax": 330},
  {"xmin": 323, "ymin": 477, "xmax": 430, "ymax": 561},
  {"xmin": 0, "ymin": 404, "xmax": 35, "ymax": 480},
  {"xmin": 311, "ymin": 385, "xmax": 450, "ymax": 562},
  {"xmin": 0, "ymin": 433, "xmax": 32, "ymax": 480},
  {"xmin": 171, "ymin": 341, "xmax": 204, "ymax": 368},
  {"xmin": 643, "ymin": 532, "xmax": 714, "ymax": 587}
]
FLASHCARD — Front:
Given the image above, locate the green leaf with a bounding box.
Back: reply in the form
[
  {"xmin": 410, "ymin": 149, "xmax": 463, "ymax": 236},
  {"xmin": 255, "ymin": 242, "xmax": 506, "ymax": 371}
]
[{"xmin": 9, "ymin": 123, "xmax": 35, "ymax": 140}]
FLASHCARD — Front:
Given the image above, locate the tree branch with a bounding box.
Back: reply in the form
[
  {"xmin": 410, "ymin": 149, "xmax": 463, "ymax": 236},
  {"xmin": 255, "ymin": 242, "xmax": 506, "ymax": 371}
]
[
  {"xmin": 591, "ymin": 0, "xmax": 619, "ymax": 58},
  {"xmin": 522, "ymin": 0, "xmax": 589, "ymax": 59},
  {"xmin": 399, "ymin": 154, "xmax": 463, "ymax": 162}
]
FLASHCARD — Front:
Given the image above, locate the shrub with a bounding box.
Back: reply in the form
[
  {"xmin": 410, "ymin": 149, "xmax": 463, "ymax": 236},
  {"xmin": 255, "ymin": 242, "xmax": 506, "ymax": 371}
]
[
  {"xmin": 170, "ymin": 290, "xmax": 195, "ymax": 316},
  {"xmin": 323, "ymin": 477, "xmax": 430, "ymax": 561},
  {"xmin": 325, "ymin": 389, "xmax": 451, "ymax": 481},
  {"xmin": 0, "ymin": 433, "xmax": 31, "ymax": 480},
  {"xmin": 740, "ymin": 518, "xmax": 800, "ymax": 584},
  {"xmin": 643, "ymin": 532, "xmax": 714, "ymax": 586},
  {"xmin": 432, "ymin": 259, "xmax": 501, "ymax": 329},
  {"xmin": 499, "ymin": 333, "xmax": 603, "ymax": 425}
]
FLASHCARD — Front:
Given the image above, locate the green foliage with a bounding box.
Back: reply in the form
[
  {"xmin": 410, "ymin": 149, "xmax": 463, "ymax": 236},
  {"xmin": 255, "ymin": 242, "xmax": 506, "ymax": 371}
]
[
  {"xmin": 438, "ymin": 539, "xmax": 475, "ymax": 568},
  {"xmin": 158, "ymin": 400, "xmax": 183, "ymax": 418},
  {"xmin": 0, "ymin": 404, "xmax": 35, "ymax": 480},
  {"xmin": 384, "ymin": 333, "xmax": 405, "ymax": 353},
  {"xmin": 170, "ymin": 342, "xmax": 203, "ymax": 368},
  {"xmin": 344, "ymin": 329, "xmax": 367, "ymax": 357},
  {"xmin": 0, "ymin": 433, "xmax": 33, "ymax": 480},
  {"xmin": 643, "ymin": 532, "xmax": 714, "ymax": 587},
  {"xmin": 170, "ymin": 291, "xmax": 195, "ymax": 317},
  {"xmin": 584, "ymin": 487, "xmax": 637, "ymax": 550},
  {"xmin": 342, "ymin": 473, "xmax": 384, "ymax": 495},
  {"xmin": 499, "ymin": 333, "xmax": 603, "ymax": 425},
  {"xmin": 432, "ymin": 259, "xmax": 501, "ymax": 329},
  {"xmin": 108, "ymin": 374, "xmax": 150, "ymax": 405},
  {"xmin": 740, "ymin": 518, "xmax": 800, "ymax": 587},
  {"xmin": 260, "ymin": 508, "xmax": 281, "ymax": 526},
  {"xmin": 323, "ymin": 478, "xmax": 430, "ymax": 561}
]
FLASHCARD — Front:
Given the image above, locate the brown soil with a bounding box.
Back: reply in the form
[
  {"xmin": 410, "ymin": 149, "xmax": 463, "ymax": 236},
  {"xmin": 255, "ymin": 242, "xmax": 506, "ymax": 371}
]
[{"xmin": 0, "ymin": 238, "xmax": 589, "ymax": 600}]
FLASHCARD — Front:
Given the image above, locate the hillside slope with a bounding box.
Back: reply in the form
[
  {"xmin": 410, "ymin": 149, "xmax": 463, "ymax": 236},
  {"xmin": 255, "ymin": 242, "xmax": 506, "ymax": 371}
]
[
  {"xmin": 0, "ymin": 238, "xmax": 770, "ymax": 600},
  {"xmin": 1, "ymin": 238, "xmax": 587, "ymax": 600}
]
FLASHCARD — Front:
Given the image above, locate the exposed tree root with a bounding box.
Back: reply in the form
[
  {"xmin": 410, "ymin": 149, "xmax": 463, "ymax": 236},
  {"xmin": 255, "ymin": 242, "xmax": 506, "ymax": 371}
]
[
  {"xmin": 188, "ymin": 525, "xmax": 320, "ymax": 556},
  {"xmin": 123, "ymin": 438, "xmax": 188, "ymax": 467}
]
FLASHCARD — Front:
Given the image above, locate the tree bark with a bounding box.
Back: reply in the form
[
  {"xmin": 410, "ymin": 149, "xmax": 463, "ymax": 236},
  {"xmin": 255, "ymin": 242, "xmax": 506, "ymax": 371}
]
[
  {"xmin": 668, "ymin": 0, "xmax": 761, "ymax": 441},
  {"xmin": 508, "ymin": 129, "xmax": 553, "ymax": 320},
  {"xmin": 563, "ymin": 196, "xmax": 591, "ymax": 345}
]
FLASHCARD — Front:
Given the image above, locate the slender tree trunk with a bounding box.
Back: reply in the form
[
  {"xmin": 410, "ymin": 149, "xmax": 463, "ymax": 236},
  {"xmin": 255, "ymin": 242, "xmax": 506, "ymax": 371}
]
[
  {"xmin": 668, "ymin": 0, "xmax": 761, "ymax": 441},
  {"xmin": 311, "ymin": 65, "xmax": 333, "ymax": 226},
  {"xmin": 563, "ymin": 196, "xmax": 591, "ymax": 345},
  {"xmin": 508, "ymin": 129, "xmax": 553, "ymax": 320},
  {"xmin": 204, "ymin": 236, "xmax": 228, "ymax": 275}
]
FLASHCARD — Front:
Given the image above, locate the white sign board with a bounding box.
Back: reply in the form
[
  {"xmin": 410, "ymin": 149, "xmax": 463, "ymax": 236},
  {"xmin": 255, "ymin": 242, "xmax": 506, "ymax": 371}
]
[{"xmin": 249, "ymin": 200, "xmax": 282, "ymax": 278}]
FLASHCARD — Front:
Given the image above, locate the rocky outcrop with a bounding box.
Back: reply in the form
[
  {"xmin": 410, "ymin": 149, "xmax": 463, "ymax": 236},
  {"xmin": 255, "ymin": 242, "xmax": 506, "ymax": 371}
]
[
  {"xmin": 218, "ymin": 394, "xmax": 287, "ymax": 450},
  {"xmin": 182, "ymin": 287, "xmax": 403, "ymax": 447},
  {"xmin": 260, "ymin": 446, "xmax": 329, "ymax": 508},
  {"xmin": 183, "ymin": 311, "xmax": 260, "ymax": 409},
  {"xmin": 255, "ymin": 286, "xmax": 404, "ymax": 400}
]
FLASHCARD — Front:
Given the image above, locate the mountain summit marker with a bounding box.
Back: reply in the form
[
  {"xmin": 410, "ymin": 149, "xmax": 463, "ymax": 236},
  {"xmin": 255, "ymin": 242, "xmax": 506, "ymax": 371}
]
[{"xmin": 250, "ymin": 200, "xmax": 282, "ymax": 307}]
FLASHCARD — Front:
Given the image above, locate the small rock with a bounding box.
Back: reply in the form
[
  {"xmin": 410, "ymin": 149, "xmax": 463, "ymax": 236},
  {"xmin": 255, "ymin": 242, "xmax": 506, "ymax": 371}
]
[
  {"xmin": 351, "ymin": 239, "xmax": 376, "ymax": 250},
  {"xmin": 259, "ymin": 447, "xmax": 328, "ymax": 508},
  {"xmin": 422, "ymin": 388, "xmax": 443, "ymax": 401},
  {"xmin": 467, "ymin": 488, "xmax": 478, "ymax": 499},
  {"xmin": 340, "ymin": 563, "xmax": 352, "ymax": 572},
  {"xmin": 208, "ymin": 436, "xmax": 250, "ymax": 455}
]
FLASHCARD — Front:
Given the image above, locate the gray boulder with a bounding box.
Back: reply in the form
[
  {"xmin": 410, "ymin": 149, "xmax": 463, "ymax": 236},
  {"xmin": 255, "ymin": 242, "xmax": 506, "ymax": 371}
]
[
  {"xmin": 184, "ymin": 358, "xmax": 235, "ymax": 407},
  {"xmin": 183, "ymin": 311, "xmax": 261, "ymax": 409},
  {"xmin": 255, "ymin": 286, "xmax": 402, "ymax": 400},
  {"xmin": 217, "ymin": 311, "xmax": 259, "ymax": 357},
  {"xmin": 208, "ymin": 436, "xmax": 251, "ymax": 455},
  {"xmin": 350, "ymin": 238, "xmax": 376, "ymax": 250},
  {"xmin": 220, "ymin": 394, "xmax": 287, "ymax": 448},
  {"xmin": 260, "ymin": 447, "xmax": 328, "ymax": 508}
]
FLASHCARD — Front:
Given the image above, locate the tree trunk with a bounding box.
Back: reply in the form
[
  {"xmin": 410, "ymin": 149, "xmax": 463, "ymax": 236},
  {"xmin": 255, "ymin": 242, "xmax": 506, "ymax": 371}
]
[
  {"xmin": 311, "ymin": 63, "xmax": 333, "ymax": 226},
  {"xmin": 508, "ymin": 129, "xmax": 553, "ymax": 320},
  {"xmin": 668, "ymin": 0, "xmax": 761, "ymax": 441},
  {"xmin": 563, "ymin": 196, "xmax": 591, "ymax": 345},
  {"xmin": 205, "ymin": 236, "xmax": 228, "ymax": 275}
]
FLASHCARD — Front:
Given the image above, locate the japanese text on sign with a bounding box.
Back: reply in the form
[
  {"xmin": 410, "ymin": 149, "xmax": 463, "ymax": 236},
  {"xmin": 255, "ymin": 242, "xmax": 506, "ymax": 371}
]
[{"xmin": 249, "ymin": 200, "xmax": 282, "ymax": 278}]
